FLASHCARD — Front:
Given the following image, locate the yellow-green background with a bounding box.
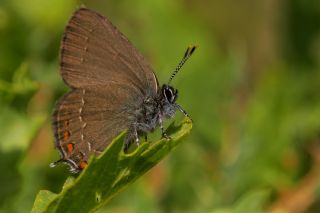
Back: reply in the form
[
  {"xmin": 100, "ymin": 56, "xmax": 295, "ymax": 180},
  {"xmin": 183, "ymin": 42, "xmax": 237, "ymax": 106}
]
[{"xmin": 1, "ymin": 0, "xmax": 320, "ymax": 212}]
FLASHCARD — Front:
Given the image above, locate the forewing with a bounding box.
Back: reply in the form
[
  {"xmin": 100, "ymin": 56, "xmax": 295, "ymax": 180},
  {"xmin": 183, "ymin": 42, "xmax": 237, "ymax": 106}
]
[
  {"xmin": 53, "ymin": 86, "xmax": 131, "ymax": 170},
  {"xmin": 60, "ymin": 8, "xmax": 158, "ymax": 95}
]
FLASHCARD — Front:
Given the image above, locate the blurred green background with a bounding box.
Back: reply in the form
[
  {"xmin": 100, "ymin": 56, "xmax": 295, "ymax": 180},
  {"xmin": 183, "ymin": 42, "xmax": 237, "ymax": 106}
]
[{"xmin": 1, "ymin": 0, "xmax": 320, "ymax": 212}]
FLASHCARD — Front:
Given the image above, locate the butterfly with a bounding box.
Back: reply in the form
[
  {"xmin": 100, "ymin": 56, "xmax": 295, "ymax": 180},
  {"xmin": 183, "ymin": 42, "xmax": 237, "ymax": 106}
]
[{"xmin": 50, "ymin": 8, "xmax": 195, "ymax": 173}]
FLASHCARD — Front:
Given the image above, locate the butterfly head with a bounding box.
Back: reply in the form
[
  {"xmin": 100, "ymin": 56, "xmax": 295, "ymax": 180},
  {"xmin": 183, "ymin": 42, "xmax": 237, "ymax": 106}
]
[{"xmin": 162, "ymin": 84, "xmax": 178, "ymax": 104}]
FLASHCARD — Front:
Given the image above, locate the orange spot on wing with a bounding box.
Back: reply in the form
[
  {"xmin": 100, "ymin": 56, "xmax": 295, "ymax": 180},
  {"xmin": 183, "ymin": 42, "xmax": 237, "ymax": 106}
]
[
  {"xmin": 67, "ymin": 143, "xmax": 74, "ymax": 155},
  {"xmin": 79, "ymin": 161, "xmax": 88, "ymax": 169}
]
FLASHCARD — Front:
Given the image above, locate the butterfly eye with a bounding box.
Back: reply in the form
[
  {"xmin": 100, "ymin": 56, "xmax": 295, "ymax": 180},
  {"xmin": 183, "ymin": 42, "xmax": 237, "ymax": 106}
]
[{"xmin": 163, "ymin": 87, "xmax": 175, "ymax": 103}]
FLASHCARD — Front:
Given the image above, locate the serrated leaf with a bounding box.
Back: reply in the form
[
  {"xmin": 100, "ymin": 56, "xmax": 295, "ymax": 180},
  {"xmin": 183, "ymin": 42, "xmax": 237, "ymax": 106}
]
[{"xmin": 31, "ymin": 118, "xmax": 192, "ymax": 213}]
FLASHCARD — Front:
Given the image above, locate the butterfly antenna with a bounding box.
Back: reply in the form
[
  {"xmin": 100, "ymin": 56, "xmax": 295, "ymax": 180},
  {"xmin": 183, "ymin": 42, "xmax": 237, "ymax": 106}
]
[{"xmin": 168, "ymin": 45, "xmax": 197, "ymax": 85}]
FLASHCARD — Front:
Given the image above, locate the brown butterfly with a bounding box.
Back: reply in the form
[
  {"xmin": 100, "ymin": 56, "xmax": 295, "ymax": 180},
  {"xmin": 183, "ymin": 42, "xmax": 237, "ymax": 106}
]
[{"xmin": 51, "ymin": 8, "xmax": 195, "ymax": 173}]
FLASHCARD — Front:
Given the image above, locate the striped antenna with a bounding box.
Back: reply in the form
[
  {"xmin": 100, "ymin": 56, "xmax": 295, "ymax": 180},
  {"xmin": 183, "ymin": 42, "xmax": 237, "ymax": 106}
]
[{"xmin": 168, "ymin": 45, "xmax": 196, "ymax": 85}]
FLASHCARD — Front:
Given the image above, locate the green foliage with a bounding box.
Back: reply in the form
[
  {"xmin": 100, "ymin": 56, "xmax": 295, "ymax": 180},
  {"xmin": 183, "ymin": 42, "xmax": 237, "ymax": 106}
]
[
  {"xmin": 211, "ymin": 190, "xmax": 270, "ymax": 213},
  {"xmin": 31, "ymin": 119, "xmax": 192, "ymax": 213}
]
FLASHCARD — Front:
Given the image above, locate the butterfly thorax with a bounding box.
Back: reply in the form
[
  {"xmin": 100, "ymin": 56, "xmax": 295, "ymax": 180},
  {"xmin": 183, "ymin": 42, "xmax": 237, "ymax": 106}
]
[
  {"xmin": 134, "ymin": 84, "xmax": 177, "ymax": 129},
  {"xmin": 123, "ymin": 84, "xmax": 178, "ymax": 151},
  {"xmin": 133, "ymin": 96, "xmax": 160, "ymax": 132}
]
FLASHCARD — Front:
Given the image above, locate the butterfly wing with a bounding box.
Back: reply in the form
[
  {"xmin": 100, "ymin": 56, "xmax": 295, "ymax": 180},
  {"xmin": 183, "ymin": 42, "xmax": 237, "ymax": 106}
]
[
  {"xmin": 53, "ymin": 8, "xmax": 158, "ymax": 172},
  {"xmin": 53, "ymin": 84, "xmax": 136, "ymax": 172},
  {"xmin": 60, "ymin": 8, "xmax": 158, "ymax": 94}
]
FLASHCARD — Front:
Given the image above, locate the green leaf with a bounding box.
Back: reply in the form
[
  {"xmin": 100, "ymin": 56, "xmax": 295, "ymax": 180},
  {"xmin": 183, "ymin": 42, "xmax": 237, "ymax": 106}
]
[
  {"xmin": 31, "ymin": 118, "xmax": 192, "ymax": 213},
  {"xmin": 30, "ymin": 190, "xmax": 58, "ymax": 213}
]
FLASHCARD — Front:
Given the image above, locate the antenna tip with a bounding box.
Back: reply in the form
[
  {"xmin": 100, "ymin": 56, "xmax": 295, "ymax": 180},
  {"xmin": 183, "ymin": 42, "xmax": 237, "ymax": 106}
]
[{"xmin": 184, "ymin": 45, "xmax": 197, "ymax": 57}]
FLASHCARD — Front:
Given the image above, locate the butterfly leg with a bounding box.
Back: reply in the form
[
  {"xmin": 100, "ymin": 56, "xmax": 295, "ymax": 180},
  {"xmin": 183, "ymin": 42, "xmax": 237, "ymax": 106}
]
[
  {"xmin": 135, "ymin": 129, "xmax": 140, "ymax": 147},
  {"xmin": 124, "ymin": 124, "xmax": 140, "ymax": 153},
  {"xmin": 124, "ymin": 137, "xmax": 134, "ymax": 153},
  {"xmin": 160, "ymin": 116, "xmax": 171, "ymax": 140}
]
